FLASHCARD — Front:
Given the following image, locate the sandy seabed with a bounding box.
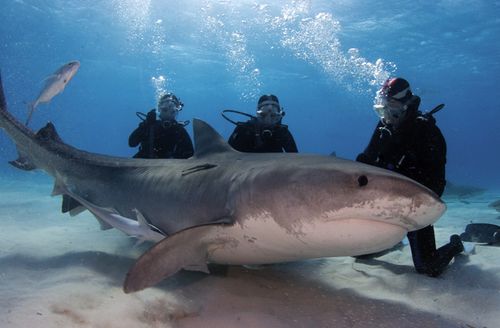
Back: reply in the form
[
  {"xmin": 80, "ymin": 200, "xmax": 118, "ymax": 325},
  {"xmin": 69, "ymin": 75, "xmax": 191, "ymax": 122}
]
[{"xmin": 0, "ymin": 172, "xmax": 498, "ymax": 328}]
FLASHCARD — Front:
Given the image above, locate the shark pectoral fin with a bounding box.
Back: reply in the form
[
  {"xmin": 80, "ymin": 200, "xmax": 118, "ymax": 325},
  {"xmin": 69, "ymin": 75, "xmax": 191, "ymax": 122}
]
[{"xmin": 123, "ymin": 224, "xmax": 218, "ymax": 293}]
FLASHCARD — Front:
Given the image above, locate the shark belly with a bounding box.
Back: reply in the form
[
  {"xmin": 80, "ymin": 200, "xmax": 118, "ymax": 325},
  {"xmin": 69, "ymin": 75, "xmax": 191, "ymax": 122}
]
[{"xmin": 206, "ymin": 216, "xmax": 407, "ymax": 265}]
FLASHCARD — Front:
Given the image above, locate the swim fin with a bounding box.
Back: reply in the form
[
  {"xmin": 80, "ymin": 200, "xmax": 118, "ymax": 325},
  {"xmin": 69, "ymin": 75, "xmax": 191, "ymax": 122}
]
[{"xmin": 460, "ymin": 223, "xmax": 499, "ymax": 245}]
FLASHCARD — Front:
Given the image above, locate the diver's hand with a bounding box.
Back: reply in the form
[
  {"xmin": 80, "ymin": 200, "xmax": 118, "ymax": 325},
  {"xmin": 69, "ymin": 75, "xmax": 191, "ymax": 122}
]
[{"xmin": 146, "ymin": 109, "xmax": 157, "ymax": 125}]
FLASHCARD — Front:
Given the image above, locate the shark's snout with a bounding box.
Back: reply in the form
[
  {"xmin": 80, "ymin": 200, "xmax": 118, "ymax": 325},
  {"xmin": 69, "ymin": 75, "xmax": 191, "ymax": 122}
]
[
  {"xmin": 359, "ymin": 172, "xmax": 447, "ymax": 232},
  {"xmin": 408, "ymin": 187, "xmax": 446, "ymax": 230}
]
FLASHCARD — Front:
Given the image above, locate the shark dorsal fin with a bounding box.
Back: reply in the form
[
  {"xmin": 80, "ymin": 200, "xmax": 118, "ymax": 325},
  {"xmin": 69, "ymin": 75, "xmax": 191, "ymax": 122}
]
[{"xmin": 193, "ymin": 119, "xmax": 236, "ymax": 158}]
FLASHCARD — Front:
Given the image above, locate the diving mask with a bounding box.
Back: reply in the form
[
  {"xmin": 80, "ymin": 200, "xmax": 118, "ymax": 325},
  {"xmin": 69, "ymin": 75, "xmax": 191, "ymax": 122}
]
[
  {"xmin": 158, "ymin": 93, "xmax": 184, "ymax": 121},
  {"xmin": 256, "ymin": 100, "xmax": 283, "ymax": 126},
  {"xmin": 373, "ymin": 90, "xmax": 408, "ymax": 127}
]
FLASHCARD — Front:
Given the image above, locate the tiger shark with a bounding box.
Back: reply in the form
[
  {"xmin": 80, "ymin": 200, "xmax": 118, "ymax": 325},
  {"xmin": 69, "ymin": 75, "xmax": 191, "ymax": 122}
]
[{"xmin": 0, "ymin": 74, "xmax": 446, "ymax": 293}]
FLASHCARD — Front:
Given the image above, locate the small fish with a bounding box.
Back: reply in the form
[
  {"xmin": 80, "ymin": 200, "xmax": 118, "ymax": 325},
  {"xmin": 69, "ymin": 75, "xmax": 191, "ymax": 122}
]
[{"xmin": 25, "ymin": 60, "xmax": 80, "ymax": 126}]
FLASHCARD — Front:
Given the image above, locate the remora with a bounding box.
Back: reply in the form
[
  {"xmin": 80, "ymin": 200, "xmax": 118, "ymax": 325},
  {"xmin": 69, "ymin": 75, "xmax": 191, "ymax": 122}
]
[{"xmin": 0, "ymin": 74, "xmax": 446, "ymax": 293}]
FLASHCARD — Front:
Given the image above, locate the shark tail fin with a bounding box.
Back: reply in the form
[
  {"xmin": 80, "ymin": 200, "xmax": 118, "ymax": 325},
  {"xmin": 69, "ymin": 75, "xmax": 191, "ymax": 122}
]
[{"xmin": 123, "ymin": 224, "xmax": 218, "ymax": 293}]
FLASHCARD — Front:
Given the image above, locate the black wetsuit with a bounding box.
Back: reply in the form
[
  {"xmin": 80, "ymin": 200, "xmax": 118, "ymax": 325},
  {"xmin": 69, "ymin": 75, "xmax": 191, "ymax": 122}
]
[
  {"xmin": 357, "ymin": 96, "xmax": 462, "ymax": 276},
  {"xmin": 129, "ymin": 120, "xmax": 194, "ymax": 159},
  {"xmin": 228, "ymin": 119, "xmax": 298, "ymax": 153}
]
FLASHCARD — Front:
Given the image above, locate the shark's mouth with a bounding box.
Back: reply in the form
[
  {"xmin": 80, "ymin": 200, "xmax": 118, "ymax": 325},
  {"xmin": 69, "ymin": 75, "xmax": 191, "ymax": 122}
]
[{"xmin": 319, "ymin": 196, "xmax": 443, "ymax": 233}]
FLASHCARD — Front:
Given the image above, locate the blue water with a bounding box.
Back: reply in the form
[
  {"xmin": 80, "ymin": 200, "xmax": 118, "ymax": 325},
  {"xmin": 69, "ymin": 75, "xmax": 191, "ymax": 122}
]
[{"xmin": 1, "ymin": 0, "xmax": 499, "ymax": 188}]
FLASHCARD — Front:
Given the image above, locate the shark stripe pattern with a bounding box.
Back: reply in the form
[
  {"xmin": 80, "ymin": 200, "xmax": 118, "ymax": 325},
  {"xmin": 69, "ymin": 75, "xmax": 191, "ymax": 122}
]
[{"xmin": 0, "ymin": 73, "xmax": 446, "ymax": 293}]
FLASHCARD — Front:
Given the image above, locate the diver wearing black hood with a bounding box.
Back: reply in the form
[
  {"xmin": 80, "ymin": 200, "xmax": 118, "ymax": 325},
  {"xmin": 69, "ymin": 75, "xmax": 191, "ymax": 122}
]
[
  {"xmin": 356, "ymin": 77, "xmax": 464, "ymax": 277},
  {"xmin": 129, "ymin": 93, "xmax": 194, "ymax": 159},
  {"xmin": 227, "ymin": 94, "xmax": 298, "ymax": 153}
]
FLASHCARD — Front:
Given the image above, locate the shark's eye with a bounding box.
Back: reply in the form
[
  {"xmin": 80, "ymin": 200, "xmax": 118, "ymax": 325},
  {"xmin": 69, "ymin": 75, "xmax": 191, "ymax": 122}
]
[{"xmin": 358, "ymin": 175, "xmax": 368, "ymax": 187}]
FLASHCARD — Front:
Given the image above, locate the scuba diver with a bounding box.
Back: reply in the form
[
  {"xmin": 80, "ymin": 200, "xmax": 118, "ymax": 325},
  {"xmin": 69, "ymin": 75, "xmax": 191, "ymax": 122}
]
[
  {"xmin": 224, "ymin": 94, "xmax": 298, "ymax": 153},
  {"xmin": 356, "ymin": 77, "xmax": 464, "ymax": 277},
  {"xmin": 129, "ymin": 92, "xmax": 194, "ymax": 159}
]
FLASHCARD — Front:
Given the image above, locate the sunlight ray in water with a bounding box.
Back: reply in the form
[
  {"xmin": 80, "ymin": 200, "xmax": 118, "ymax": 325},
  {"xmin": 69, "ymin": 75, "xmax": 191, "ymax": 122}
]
[
  {"xmin": 264, "ymin": 3, "xmax": 397, "ymax": 93},
  {"xmin": 112, "ymin": 0, "xmax": 152, "ymax": 48}
]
